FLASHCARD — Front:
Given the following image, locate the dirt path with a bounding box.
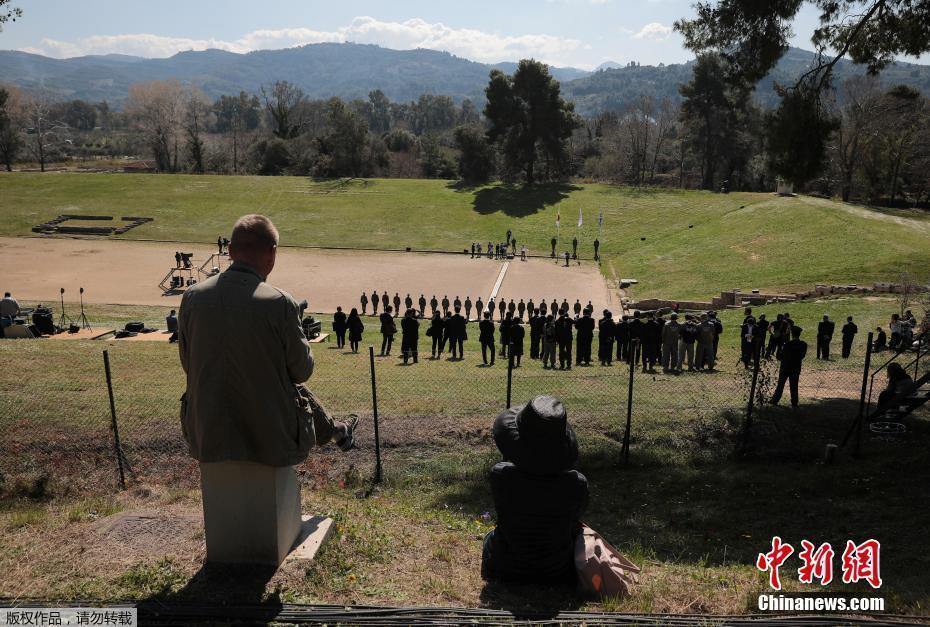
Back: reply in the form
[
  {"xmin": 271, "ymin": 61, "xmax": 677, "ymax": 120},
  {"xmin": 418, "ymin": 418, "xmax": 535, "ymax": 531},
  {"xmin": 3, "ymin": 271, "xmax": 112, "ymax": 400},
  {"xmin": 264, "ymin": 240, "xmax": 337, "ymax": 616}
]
[{"xmin": 1, "ymin": 236, "xmax": 617, "ymax": 316}]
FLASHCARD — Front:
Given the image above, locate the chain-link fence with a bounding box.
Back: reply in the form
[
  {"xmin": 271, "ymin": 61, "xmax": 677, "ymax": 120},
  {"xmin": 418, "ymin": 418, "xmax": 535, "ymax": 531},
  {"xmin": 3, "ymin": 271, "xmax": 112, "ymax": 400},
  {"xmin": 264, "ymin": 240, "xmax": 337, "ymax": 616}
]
[{"xmin": 2, "ymin": 325, "xmax": 924, "ymax": 498}]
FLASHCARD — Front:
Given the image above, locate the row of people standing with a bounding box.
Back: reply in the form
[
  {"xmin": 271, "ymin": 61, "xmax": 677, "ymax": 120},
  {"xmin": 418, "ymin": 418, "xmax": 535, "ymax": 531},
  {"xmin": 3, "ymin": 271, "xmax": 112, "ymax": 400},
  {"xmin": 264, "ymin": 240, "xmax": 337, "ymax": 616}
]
[{"xmin": 359, "ymin": 291, "xmax": 594, "ymax": 322}]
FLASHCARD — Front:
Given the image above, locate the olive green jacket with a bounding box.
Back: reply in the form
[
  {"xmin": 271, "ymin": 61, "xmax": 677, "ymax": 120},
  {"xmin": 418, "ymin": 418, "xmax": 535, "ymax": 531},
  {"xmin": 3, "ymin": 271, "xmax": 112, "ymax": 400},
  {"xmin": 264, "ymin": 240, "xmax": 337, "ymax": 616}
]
[{"xmin": 178, "ymin": 261, "xmax": 314, "ymax": 466}]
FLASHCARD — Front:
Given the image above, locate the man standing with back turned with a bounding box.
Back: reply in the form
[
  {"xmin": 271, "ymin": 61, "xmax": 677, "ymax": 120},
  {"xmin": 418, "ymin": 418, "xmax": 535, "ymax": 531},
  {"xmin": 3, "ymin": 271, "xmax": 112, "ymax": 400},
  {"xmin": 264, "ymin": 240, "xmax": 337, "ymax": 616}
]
[
  {"xmin": 178, "ymin": 214, "xmax": 356, "ymax": 469},
  {"xmin": 770, "ymin": 325, "xmax": 808, "ymax": 408}
]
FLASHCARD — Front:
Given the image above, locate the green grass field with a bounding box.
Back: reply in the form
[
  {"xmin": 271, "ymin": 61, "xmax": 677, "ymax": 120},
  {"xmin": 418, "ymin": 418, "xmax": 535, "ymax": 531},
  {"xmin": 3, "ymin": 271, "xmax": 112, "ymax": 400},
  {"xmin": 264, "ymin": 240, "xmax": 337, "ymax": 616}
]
[
  {"xmin": 2, "ymin": 295, "xmax": 928, "ymax": 612},
  {"xmin": 2, "ymin": 173, "xmax": 929, "ymax": 299},
  {"xmin": 2, "ymin": 170, "xmax": 929, "ymax": 614}
]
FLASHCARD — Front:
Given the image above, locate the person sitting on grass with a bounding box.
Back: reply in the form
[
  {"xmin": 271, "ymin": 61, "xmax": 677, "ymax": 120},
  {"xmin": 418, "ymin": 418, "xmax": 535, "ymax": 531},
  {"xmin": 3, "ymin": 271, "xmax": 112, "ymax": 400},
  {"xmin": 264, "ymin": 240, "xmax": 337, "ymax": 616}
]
[
  {"xmin": 877, "ymin": 363, "xmax": 916, "ymax": 410},
  {"xmin": 481, "ymin": 395, "xmax": 588, "ymax": 584},
  {"xmin": 873, "ymin": 326, "xmax": 887, "ymax": 352},
  {"xmin": 166, "ymin": 309, "xmax": 179, "ymax": 343}
]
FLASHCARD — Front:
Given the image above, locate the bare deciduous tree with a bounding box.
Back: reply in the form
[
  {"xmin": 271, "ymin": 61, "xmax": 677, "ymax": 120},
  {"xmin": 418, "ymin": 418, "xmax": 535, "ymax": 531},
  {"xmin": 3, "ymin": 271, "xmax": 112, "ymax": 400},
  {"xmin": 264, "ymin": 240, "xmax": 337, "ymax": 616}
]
[
  {"xmin": 24, "ymin": 92, "xmax": 68, "ymax": 172},
  {"xmin": 0, "ymin": 83, "xmax": 25, "ymax": 171},
  {"xmin": 126, "ymin": 80, "xmax": 186, "ymax": 172}
]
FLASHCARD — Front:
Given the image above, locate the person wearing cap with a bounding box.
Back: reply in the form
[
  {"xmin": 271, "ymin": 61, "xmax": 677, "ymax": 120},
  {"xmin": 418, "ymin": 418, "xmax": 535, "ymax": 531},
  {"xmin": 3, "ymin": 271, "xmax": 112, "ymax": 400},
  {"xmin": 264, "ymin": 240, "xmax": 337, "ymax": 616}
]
[{"xmin": 481, "ymin": 395, "xmax": 588, "ymax": 583}]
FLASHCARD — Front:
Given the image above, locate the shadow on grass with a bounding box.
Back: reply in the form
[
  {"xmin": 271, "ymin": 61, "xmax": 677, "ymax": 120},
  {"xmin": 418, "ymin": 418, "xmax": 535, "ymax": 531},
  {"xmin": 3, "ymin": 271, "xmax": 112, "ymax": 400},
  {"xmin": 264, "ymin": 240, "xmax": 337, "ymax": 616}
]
[
  {"xmin": 139, "ymin": 563, "xmax": 281, "ymax": 621},
  {"xmin": 479, "ymin": 580, "xmax": 582, "ymax": 617},
  {"xmin": 448, "ymin": 181, "xmax": 580, "ymax": 218}
]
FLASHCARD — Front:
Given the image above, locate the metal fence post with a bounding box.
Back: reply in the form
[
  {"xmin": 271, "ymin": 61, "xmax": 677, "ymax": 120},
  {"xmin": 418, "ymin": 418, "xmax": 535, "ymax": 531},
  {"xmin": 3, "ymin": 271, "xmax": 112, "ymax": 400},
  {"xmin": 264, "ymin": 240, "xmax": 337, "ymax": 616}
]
[
  {"xmin": 506, "ymin": 345, "xmax": 514, "ymax": 409},
  {"xmin": 368, "ymin": 347, "xmax": 382, "ymax": 483},
  {"xmin": 621, "ymin": 339, "xmax": 637, "ymax": 465},
  {"xmin": 102, "ymin": 350, "xmax": 126, "ymax": 490},
  {"xmin": 854, "ymin": 332, "xmax": 874, "ymax": 458},
  {"xmin": 743, "ymin": 339, "xmax": 762, "ymax": 443}
]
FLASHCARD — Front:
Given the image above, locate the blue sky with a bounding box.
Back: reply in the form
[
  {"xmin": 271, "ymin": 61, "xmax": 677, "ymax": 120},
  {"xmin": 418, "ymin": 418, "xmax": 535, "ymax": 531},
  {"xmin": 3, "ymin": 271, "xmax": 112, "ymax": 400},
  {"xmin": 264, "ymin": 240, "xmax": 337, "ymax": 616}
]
[{"xmin": 1, "ymin": 1, "xmax": 925, "ymax": 69}]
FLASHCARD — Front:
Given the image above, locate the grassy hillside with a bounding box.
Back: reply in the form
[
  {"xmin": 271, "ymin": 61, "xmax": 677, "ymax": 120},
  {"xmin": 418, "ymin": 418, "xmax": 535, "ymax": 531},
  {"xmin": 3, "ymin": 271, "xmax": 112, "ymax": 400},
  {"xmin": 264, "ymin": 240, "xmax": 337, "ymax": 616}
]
[{"xmin": 2, "ymin": 173, "xmax": 929, "ymax": 299}]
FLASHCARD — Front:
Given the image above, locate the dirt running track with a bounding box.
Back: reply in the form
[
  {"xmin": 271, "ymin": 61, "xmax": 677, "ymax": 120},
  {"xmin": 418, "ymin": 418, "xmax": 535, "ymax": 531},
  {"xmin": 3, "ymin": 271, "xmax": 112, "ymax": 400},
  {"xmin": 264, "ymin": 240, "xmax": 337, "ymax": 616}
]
[{"xmin": 1, "ymin": 237, "xmax": 617, "ymax": 316}]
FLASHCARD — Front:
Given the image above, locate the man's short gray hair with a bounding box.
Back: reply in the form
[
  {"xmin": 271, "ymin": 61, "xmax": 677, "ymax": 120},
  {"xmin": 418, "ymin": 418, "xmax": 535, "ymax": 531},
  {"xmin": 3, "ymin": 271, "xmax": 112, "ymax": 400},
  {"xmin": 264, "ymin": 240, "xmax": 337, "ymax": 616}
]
[{"xmin": 230, "ymin": 214, "xmax": 279, "ymax": 255}]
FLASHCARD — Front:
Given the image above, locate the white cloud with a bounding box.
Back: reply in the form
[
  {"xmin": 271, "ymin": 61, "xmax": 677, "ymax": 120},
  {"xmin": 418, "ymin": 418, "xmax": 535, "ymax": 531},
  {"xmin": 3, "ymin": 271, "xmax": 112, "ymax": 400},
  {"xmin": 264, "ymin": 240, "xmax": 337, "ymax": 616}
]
[
  {"xmin": 20, "ymin": 16, "xmax": 587, "ymax": 67},
  {"xmin": 632, "ymin": 22, "xmax": 673, "ymax": 41}
]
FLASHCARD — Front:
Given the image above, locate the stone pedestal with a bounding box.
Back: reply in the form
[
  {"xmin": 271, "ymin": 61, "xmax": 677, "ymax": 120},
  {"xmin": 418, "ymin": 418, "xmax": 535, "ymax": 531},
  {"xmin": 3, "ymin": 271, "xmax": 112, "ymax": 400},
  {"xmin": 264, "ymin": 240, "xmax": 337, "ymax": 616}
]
[{"xmin": 200, "ymin": 461, "xmax": 330, "ymax": 566}]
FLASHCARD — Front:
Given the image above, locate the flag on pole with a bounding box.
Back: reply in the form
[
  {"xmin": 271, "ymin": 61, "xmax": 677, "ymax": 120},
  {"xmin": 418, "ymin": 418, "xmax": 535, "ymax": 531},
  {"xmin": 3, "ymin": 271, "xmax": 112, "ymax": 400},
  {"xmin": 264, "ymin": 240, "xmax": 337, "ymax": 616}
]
[
  {"xmin": 577, "ymin": 207, "xmax": 583, "ymax": 228},
  {"xmin": 556, "ymin": 210, "xmax": 560, "ymax": 228},
  {"xmin": 598, "ymin": 210, "xmax": 603, "ymax": 227}
]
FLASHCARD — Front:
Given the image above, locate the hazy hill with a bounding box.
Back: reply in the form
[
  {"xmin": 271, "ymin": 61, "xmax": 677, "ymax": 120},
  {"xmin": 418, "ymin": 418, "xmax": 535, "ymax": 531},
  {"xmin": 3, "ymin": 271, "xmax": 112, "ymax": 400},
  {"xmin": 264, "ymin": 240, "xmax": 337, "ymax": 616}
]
[
  {"xmin": 0, "ymin": 43, "xmax": 588, "ymax": 106},
  {"xmin": 564, "ymin": 47, "xmax": 930, "ymax": 114},
  {"xmin": 0, "ymin": 42, "xmax": 927, "ymax": 115}
]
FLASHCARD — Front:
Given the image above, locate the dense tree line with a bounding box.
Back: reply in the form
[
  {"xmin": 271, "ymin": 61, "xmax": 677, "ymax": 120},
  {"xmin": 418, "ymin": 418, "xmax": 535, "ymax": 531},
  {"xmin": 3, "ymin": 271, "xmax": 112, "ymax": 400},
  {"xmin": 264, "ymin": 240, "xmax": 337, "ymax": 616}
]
[{"xmin": 1, "ymin": 54, "xmax": 928, "ymax": 206}]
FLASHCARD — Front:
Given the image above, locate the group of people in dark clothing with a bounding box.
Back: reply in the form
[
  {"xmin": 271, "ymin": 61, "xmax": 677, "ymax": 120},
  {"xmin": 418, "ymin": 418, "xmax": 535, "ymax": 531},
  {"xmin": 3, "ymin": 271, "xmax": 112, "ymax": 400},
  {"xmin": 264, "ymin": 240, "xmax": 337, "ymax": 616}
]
[
  {"xmin": 331, "ymin": 297, "xmax": 907, "ymax": 413},
  {"xmin": 359, "ymin": 291, "xmax": 598, "ymax": 325}
]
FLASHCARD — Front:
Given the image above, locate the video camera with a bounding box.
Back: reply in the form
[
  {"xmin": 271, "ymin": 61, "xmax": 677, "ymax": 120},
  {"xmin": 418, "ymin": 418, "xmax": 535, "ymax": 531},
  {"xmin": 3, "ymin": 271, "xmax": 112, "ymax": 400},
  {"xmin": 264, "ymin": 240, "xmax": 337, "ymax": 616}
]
[
  {"xmin": 180, "ymin": 252, "xmax": 194, "ymax": 268},
  {"xmin": 298, "ymin": 300, "xmax": 321, "ymax": 339}
]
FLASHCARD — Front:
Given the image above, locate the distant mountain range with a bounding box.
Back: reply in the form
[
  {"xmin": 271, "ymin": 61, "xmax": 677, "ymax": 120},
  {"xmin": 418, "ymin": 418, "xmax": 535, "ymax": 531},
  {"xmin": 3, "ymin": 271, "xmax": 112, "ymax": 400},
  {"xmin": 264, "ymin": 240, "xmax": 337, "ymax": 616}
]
[{"xmin": 1, "ymin": 42, "xmax": 928, "ymax": 116}]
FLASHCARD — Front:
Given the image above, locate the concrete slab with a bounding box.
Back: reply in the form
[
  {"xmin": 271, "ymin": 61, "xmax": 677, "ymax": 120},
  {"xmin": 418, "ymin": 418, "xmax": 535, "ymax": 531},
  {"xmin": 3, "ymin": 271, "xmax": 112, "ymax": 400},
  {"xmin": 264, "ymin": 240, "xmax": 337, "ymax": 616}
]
[{"xmin": 286, "ymin": 515, "xmax": 334, "ymax": 563}]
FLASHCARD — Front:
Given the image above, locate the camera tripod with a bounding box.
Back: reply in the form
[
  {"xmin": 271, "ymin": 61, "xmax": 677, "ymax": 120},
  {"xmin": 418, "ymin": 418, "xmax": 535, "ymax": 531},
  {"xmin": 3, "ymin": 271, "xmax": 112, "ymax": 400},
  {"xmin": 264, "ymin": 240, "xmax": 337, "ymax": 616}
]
[
  {"xmin": 77, "ymin": 287, "xmax": 91, "ymax": 330},
  {"xmin": 57, "ymin": 288, "xmax": 74, "ymax": 329}
]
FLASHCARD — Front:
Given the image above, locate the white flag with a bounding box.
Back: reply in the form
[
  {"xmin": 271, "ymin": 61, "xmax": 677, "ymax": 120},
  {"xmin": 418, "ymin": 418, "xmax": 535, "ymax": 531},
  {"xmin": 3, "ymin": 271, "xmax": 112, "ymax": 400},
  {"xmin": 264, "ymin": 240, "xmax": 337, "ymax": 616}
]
[{"xmin": 577, "ymin": 208, "xmax": 583, "ymax": 227}]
